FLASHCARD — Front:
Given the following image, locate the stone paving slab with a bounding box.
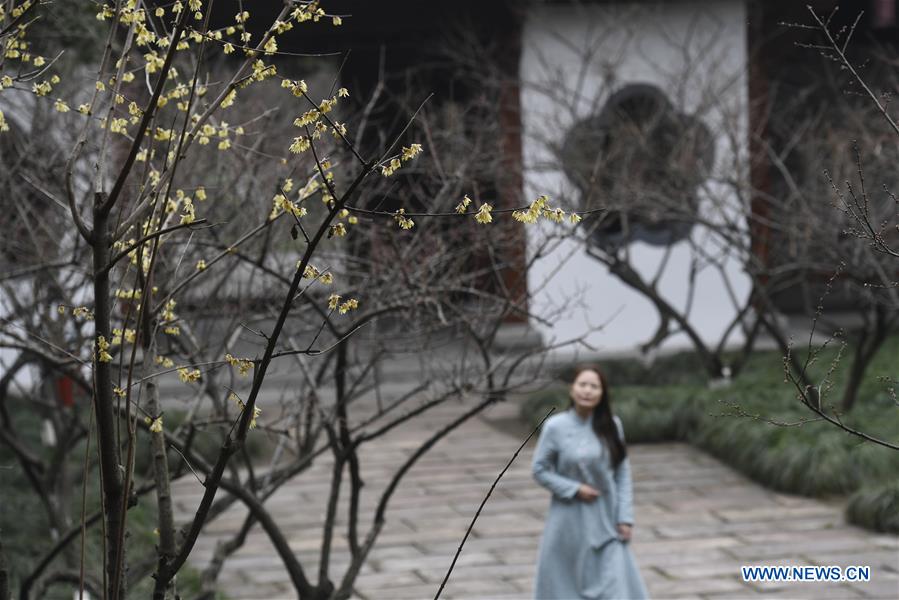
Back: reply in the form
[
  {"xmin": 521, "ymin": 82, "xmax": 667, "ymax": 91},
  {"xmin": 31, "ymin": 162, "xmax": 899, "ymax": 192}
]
[{"xmin": 172, "ymin": 399, "xmax": 899, "ymax": 599}]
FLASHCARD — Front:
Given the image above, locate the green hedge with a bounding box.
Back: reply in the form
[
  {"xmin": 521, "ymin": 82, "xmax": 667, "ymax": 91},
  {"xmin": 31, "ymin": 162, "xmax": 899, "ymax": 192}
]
[
  {"xmin": 846, "ymin": 482, "xmax": 899, "ymax": 533},
  {"xmin": 521, "ymin": 355, "xmax": 899, "ymax": 533}
]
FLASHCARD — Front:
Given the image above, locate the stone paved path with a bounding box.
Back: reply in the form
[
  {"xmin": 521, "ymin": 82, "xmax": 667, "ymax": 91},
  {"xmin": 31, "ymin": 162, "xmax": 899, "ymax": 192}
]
[{"xmin": 172, "ymin": 400, "xmax": 899, "ymax": 600}]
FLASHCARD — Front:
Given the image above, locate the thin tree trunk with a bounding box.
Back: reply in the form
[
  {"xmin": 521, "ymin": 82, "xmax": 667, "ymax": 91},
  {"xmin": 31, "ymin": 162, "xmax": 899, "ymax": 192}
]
[
  {"xmin": 91, "ymin": 208, "xmax": 125, "ymax": 598},
  {"xmin": 0, "ymin": 533, "xmax": 9, "ymax": 600},
  {"xmin": 842, "ymin": 310, "xmax": 889, "ymax": 412},
  {"xmin": 607, "ymin": 257, "xmax": 723, "ymax": 377}
]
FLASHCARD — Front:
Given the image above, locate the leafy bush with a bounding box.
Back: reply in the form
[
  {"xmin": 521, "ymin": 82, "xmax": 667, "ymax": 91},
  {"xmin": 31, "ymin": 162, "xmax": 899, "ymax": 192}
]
[
  {"xmin": 554, "ymin": 351, "xmax": 709, "ymax": 387},
  {"xmin": 847, "ymin": 482, "xmax": 899, "ymax": 533}
]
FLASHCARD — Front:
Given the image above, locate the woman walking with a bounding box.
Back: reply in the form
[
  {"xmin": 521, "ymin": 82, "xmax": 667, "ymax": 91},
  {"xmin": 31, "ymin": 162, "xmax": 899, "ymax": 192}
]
[{"xmin": 532, "ymin": 365, "xmax": 648, "ymax": 599}]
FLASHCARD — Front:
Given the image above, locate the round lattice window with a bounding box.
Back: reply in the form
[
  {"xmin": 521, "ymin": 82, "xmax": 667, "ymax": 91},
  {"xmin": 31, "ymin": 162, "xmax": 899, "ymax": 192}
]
[{"xmin": 560, "ymin": 84, "xmax": 714, "ymax": 247}]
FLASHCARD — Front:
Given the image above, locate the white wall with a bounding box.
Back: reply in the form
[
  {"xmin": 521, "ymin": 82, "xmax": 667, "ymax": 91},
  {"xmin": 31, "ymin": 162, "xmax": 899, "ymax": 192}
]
[{"xmin": 520, "ymin": 0, "xmax": 751, "ymax": 359}]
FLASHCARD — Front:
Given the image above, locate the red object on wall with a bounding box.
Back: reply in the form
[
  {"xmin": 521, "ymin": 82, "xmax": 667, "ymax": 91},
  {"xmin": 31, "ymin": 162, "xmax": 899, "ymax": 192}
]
[
  {"xmin": 56, "ymin": 376, "xmax": 74, "ymax": 407},
  {"xmin": 874, "ymin": 0, "xmax": 896, "ymax": 28}
]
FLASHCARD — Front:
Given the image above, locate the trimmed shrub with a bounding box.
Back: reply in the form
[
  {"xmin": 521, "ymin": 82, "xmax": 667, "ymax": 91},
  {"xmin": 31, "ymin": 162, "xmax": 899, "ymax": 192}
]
[{"xmin": 847, "ymin": 482, "xmax": 899, "ymax": 533}]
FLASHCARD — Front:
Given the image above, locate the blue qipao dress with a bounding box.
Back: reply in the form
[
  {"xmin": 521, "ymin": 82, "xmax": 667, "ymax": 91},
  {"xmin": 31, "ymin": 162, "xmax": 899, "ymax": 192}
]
[{"xmin": 532, "ymin": 410, "xmax": 649, "ymax": 600}]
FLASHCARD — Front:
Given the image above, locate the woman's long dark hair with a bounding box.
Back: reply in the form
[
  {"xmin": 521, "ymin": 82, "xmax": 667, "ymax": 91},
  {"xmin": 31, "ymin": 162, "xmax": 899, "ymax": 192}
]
[{"xmin": 570, "ymin": 364, "xmax": 627, "ymax": 469}]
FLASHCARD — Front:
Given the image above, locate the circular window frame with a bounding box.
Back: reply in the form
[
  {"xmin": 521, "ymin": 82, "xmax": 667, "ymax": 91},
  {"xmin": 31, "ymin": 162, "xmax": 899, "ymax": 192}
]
[{"xmin": 559, "ymin": 83, "xmax": 715, "ymax": 248}]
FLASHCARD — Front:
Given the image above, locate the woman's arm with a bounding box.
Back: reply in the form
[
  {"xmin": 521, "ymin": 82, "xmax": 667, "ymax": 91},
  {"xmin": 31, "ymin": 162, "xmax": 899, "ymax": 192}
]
[
  {"xmin": 531, "ymin": 422, "xmax": 581, "ymax": 499},
  {"xmin": 613, "ymin": 416, "xmax": 634, "ymax": 526}
]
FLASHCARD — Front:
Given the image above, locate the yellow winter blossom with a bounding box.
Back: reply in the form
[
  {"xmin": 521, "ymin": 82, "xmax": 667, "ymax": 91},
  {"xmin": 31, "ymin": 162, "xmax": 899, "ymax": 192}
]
[
  {"xmin": 108, "ymin": 118, "xmax": 128, "ymax": 135},
  {"xmin": 455, "ymin": 195, "xmax": 472, "ymax": 214},
  {"xmin": 113, "ymin": 387, "xmax": 126, "ymax": 398},
  {"xmin": 293, "ymin": 109, "xmax": 318, "ymax": 127},
  {"xmin": 329, "ymin": 223, "xmax": 346, "ymax": 237},
  {"xmin": 180, "ymin": 198, "xmax": 196, "ymax": 224},
  {"xmin": 110, "ymin": 328, "xmax": 136, "ymax": 345},
  {"xmin": 273, "ymin": 20, "xmax": 293, "ymax": 34},
  {"xmin": 338, "ymin": 87, "xmax": 349, "ymax": 98},
  {"xmin": 302, "ymin": 264, "xmax": 320, "ymax": 279},
  {"xmin": 544, "ymin": 207, "xmax": 567, "ymax": 223},
  {"xmin": 282, "ymin": 79, "xmax": 309, "ymax": 98},
  {"xmin": 401, "ymin": 143, "xmax": 423, "ymax": 161},
  {"xmin": 220, "ymin": 90, "xmax": 237, "ymax": 108},
  {"xmin": 263, "ymin": 36, "xmax": 277, "ymax": 55},
  {"xmin": 511, "ymin": 209, "xmax": 537, "ymax": 224},
  {"xmin": 332, "ymin": 16, "xmax": 342, "ymax": 26},
  {"xmin": 159, "ymin": 299, "xmax": 176, "ymax": 321},
  {"xmin": 320, "ymin": 272, "xmax": 333, "ymax": 285},
  {"xmin": 251, "ymin": 60, "xmax": 275, "ymax": 81},
  {"xmin": 96, "ymin": 5, "xmax": 114, "ymax": 20},
  {"xmin": 270, "ymin": 194, "xmax": 307, "ymax": 220},
  {"xmin": 289, "ymin": 136, "xmax": 310, "ymax": 154},
  {"xmin": 224, "ymin": 353, "xmax": 253, "ymax": 376},
  {"xmin": 154, "ymin": 355, "xmax": 175, "ymax": 368},
  {"xmin": 195, "ymin": 187, "xmax": 207, "ymax": 201},
  {"xmin": 77, "ymin": 103, "xmax": 91, "ymax": 115},
  {"xmin": 245, "ymin": 405, "xmax": 261, "ymax": 429},
  {"xmin": 164, "ymin": 326, "xmax": 180, "ymax": 336},
  {"xmin": 231, "ymin": 393, "xmax": 262, "ymax": 428},
  {"xmin": 249, "ymin": 404, "xmax": 262, "ymax": 428},
  {"xmin": 328, "ymin": 294, "xmax": 341, "ymax": 310},
  {"xmin": 393, "ymin": 208, "xmax": 414, "ymax": 230},
  {"xmin": 338, "ymin": 298, "xmax": 359, "ymax": 314},
  {"xmin": 32, "ymin": 81, "xmax": 52, "ymax": 96},
  {"xmin": 96, "ymin": 336, "xmax": 113, "ymax": 363},
  {"xmin": 148, "ymin": 416, "xmax": 163, "ymax": 433},
  {"xmin": 331, "ymin": 122, "xmax": 347, "ymax": 138},
  {"xmin": 57, "ymin": 305, "xmax": 66, "ymax": 315},
  {"xmin": 319, "ymin": 97, "xmax": 337, "ymax": 113},
  {"xmin": 115, "ymin": 288, "xmax": 141, "ymax": 300},
  {"xmin": 381, "ymin": 158, "xmax": 402, "ymax": 177},
  {"xmin": 475, "ymin": 203, "xmax": 493, "ymax": 224},
  {"xmin": 512, "ymin": 195, "xmax": 550, "ymax": 224},
  {"xmin": 177, "ymin": 367, "xmax": 201, "ymax": 383},
  {"xmin": 32, "ymin": 56, "xmax": 45, "ymax": 67},
  {"xmin": 196, "ymin": 259, "xmax": 206, "ymax": 271},
  {"xmin": 0, "ymin": 111, "xmax": 7, "ymax": 133},
  {"xmin": 73, "ymin": 306, "xmax": 93, "ymax": 320}
]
